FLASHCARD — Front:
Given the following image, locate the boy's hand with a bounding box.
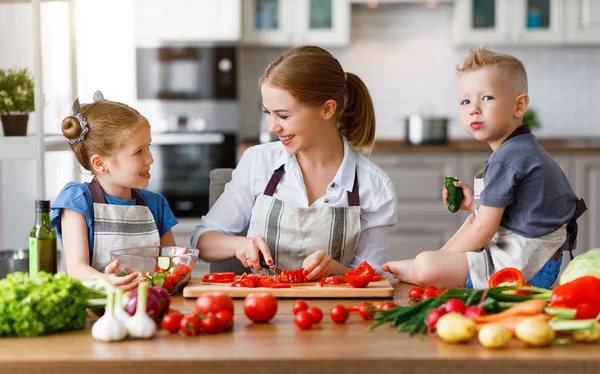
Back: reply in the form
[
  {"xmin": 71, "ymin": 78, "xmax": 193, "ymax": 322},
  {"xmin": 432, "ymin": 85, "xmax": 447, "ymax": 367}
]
[{"xmin": 442, "ymin": 181, "xmax": 475, "ymax": 213}]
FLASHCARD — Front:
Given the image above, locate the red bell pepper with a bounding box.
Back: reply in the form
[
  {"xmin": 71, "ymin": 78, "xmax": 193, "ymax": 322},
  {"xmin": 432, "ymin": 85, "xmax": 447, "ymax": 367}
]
[
  {"xmin": 202, "ymin": 272, "xmax": 236, "ymax": 283},
  {"xmin": 318, "ymin": 276, "xmax": 348, "ymax": 287},
  {"xmin": 343, "ymin": 261, "xmax": 375, "ymax": 288},
  {"xmin": 550, "ymin": 276, "xmax": 600, "ymax": 319},
  {"xmin": 488, "ymin": 267, "xmax": 532, "ymax": 295}
]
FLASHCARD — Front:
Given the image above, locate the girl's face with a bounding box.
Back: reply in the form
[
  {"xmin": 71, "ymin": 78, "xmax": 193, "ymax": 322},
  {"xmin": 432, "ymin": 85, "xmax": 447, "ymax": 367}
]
[
  {"xmin": 104, "ymin": 125, "xmax": 153, "ymax": 190},
  {"xmin": 261, "ymin": 83, "xmax": 326, "ymax": 155}
]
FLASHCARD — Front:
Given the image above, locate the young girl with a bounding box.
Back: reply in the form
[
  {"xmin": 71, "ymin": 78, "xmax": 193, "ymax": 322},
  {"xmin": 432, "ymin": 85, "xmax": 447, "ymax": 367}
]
[
  {"xmin": 192, "ymin": 46, "xmax": 398, "ymax": 280},
  {"xmin": 51, "ymin": 91, "xmax": 178, "ymax": 289}
]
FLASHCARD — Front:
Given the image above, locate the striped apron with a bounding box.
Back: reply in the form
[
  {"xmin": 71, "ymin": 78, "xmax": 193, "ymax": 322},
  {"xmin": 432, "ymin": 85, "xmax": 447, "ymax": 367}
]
[
  {"xmin": 250, "ymin": 165, "xmax": 361, "ymax": 271},
  {"xmin": 89, "ymin": 178, "xmax": 160, "ymax": 272}
]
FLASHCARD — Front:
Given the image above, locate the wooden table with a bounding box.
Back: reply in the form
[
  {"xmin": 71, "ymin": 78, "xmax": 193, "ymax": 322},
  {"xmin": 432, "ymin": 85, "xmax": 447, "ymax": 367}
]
[{"xmin": 1, "ymin": 282, "xmax": 598, "ymax": 374}]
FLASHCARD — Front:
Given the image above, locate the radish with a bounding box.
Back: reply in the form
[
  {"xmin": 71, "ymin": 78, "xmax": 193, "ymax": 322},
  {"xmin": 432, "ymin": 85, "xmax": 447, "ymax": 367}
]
[
  {"xmin": 464, "ymin": 305, "xmax": 486, "ymax": 318},
  {"xmin": 443, "ymin": 299, "xmax": 467, "ymax": 315},
  {"xmin": 427, "ymin": 308, "xmax": 446, "ymax": 329}
]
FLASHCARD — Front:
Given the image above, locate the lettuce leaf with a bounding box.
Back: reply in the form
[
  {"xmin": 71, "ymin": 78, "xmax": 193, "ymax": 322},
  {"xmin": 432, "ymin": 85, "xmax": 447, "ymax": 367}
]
[{"xmin": 559, "ymin": 248, "xmax": 600, "ymax": 285}]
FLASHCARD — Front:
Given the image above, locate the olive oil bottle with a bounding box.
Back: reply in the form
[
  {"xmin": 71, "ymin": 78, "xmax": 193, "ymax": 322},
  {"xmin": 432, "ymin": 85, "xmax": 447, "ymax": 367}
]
[{"xmin": 29, "ymin": 200, "xmax": 57, "ymax": 276}]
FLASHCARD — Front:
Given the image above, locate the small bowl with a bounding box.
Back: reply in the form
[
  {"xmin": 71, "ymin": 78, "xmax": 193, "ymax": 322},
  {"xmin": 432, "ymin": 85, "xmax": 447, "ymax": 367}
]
[{"xmin": 110, "ymin": 246, "xmax": 198, "ymax": 294}]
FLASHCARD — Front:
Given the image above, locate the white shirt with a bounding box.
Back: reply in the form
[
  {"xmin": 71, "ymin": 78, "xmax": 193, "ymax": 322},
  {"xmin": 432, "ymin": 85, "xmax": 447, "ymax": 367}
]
[{"xmin": 191, "ymin": 137, "xmax": 398, "ymax": 269}]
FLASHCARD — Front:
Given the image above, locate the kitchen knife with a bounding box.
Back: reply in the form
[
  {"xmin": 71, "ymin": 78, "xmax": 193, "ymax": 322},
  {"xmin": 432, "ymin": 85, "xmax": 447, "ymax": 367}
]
[{"xmin": 258, "ymin": 253, "xmax": 283, "ymax": 275}]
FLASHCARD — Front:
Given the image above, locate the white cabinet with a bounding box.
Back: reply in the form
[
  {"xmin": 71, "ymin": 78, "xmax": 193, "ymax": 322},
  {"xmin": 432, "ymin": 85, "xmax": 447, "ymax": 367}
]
[
  {"xmin": 565, "ymin": 0, "xmax": 600, "ymax": 44},
  {"xmin": 134, "ymin": 0, "xmax": 241, "ymax": 44},
  {"xmin": 241, "ymin": 0, "xmax": 350, "ymax": 46},
  {"xmin": 573, "ymin": 155, "xmax": 600, "ymax": 253},
  {"xmin": 454, "ymin": 0, "xmax": 564, "ymax": 46}
]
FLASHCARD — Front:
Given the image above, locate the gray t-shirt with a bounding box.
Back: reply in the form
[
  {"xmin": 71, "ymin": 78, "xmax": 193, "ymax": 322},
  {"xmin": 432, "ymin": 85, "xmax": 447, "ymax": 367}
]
[{"xmin": 481, "ymin": 133, "xmax": 577, "ymax": 238}]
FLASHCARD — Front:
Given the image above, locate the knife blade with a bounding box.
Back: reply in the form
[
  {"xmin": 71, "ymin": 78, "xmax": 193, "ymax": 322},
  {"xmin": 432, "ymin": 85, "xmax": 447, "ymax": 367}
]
[{"xmin": 259, "ymin": 253, "xmax": 282, "ymax": 275}]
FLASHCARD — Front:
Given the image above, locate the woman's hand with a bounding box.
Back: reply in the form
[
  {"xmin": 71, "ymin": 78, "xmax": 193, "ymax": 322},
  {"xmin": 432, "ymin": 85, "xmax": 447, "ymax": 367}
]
[
  {"xmin": 104, "ymin": 260, "xmax": 144, "ymax": 291},
  {"xmin": 442, "ymin": 181, "xmax": 475, "ymax": 213},
  {"xmin": 236, "ymin": 237, "xmax": 273, "ymax": 271},
  {"xmin": 302, "ymin": 250, "xmax": 333, "ymax": 280}
]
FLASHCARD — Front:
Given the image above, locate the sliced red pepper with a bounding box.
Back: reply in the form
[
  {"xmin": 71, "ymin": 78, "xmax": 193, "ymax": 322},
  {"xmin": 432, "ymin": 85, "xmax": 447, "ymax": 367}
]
[
  {"xmin": 231, "ymin": 278, "xmax": 255, "ymax": 288},
  {"xmin": 489, "ymin": 267, "xmax": 525, "ymax": 288},
  {"xmin": 550, "ymin": 276, "xmax": 600, "ymax": 319},
  {"xmin": 371, "ymin": 274, "xmax": 382, "ymax": 282},
  {"xmin": 343, "ymin": 261, "xmax": 376, "ymax": 288},
  {"xmin": 202, "ymin": 272, "xmax": 236, "ymax": 283},
  {"xmin": 318, "ymin": 276, "xmax": 348, "ymax": 287}
]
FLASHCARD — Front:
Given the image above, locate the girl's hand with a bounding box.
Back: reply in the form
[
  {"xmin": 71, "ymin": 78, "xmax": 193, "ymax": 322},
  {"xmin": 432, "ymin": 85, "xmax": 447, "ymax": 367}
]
[
  {"xmin": 302, "ymin": 250, "xmax": 333, "ymax": 281},
  {"xmin": 442, "ymin": 181, "xmax": 475, "ymax": 213},
  {"xmin": 236, "ymin": 237, "xmax": 273, "ymax": 271},
  {"xmin": 104, "ymin": 260, "xmax": 144, "ymax": 291}
]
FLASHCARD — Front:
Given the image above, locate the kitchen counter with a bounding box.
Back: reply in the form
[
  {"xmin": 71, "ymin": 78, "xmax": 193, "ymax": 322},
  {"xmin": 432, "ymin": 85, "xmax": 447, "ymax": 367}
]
[
  {"xmin": 1, "ymin": 282, "xmax": 598, "ymax": 374},
  {"xmin": 240, "ymin": 138, "xmax": 600, "ymax": 155}
]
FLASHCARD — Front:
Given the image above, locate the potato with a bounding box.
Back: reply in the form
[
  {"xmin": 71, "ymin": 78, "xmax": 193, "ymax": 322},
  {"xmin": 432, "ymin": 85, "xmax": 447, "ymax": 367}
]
[
  {"xmin": 515, "ymin": 318, "xmax": 555, "ymax": 347},
  {"xmin": 436, "ymin": 312, "xmax": 477, "ymax": 344},
  {"xmin": 572, "ymin": 322, "xmax": 600, "ymax": 343},
  {"xmin": 478, "ymin": 324, "xmax": 512, "ymax": 349}
]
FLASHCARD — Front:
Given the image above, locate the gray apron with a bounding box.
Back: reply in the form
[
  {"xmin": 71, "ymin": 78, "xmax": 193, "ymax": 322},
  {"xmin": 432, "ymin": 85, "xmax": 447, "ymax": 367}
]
[
  {"xmin": 250, "ymin": 165, "xmax": 361, "ymax": 270},
  {"xmin": 89, "ymin": 178, "xmax": 160, "ymax": 272}
]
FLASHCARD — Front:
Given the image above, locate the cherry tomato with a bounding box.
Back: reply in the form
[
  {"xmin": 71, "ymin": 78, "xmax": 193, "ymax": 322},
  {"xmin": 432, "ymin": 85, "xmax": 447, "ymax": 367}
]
[
  {"xmin": 374, "ymin": 301, "xmax": 396, "ymax": 310},
  {"xmin": 161, "ymin": 312, "xmax": 183, "ymax": 334},
  {"xmin": 292, "ymin": 300, "xmax": 309, "ymax": 315},
  {"xmin": 200, "ymin": 314, "xmax": 220, "ymax": 334},
  {"xmin": 408, "ymin": 287, "xmax": 424, "ymax": 301},
  {"xmin": 180, "ymin": 315, "xmax": 200, "ymax": 336},
  {"xmin": 358, "ymin": 302, "xmax": 374, "ymax": 320},
  {"xmin": 294, "ymin": 310, "xmax": 313, "ymax": 330},
  {"xmin": 330, "ymin": 304, "xmax": 349, "ymax": 324},
  {"xmin": 243, "ymin": 292, "xmax": 278, "ymax": 323},
  {"xmin": 422, "ymin": 290, "xmax": 437, "ymax": 300},
  {"xmin": 214, "ymin": 310, "xmax": 234, "ymax": 332},
  {"xmin": 306, "ymin": 306, "xmax": 323, "ymax": 324},
  {"xmin": 195, "ymin": 292, "xmax": 234, "ymax": 315},
  {"xmin": 423, "ymin": 285, "xmax": 437, "ymax": 293}
]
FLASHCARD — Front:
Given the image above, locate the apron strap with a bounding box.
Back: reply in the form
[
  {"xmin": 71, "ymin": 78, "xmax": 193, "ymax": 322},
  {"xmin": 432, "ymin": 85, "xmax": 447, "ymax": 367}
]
[
  {"xmin": 566, "ymin": 198, "xmax": 587, "ymax": 260},
  {"xmin": 89, "ymin": 178, "xmax": 147, "ymax": 206},
  {"xmin": 264, "ymin": 165, "xmax": 361, "ymax": 207}
]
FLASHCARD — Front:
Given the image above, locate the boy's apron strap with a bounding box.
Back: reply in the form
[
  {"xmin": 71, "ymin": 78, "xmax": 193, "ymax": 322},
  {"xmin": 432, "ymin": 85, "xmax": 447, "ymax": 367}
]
[{"xmin": 566, "ymin": 198, "xmax": 587, "ymax": 260}]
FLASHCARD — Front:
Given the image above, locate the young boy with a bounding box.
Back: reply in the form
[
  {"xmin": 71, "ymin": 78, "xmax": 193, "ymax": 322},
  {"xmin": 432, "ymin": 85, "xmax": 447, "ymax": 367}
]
[{"xmin": 382, "ymin": 45, "xmax": 586, "ymax": 289}]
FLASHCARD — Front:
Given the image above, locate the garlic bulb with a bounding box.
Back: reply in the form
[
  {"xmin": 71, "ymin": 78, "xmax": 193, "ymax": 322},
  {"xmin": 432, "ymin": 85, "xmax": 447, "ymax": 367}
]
[
  {"xmin": 91, "ymin": 291, "xmax": 128, "ymax": 342},
  {"xmin": 124, "ymin": 281, "xmax": 156, "ymax": 339}
]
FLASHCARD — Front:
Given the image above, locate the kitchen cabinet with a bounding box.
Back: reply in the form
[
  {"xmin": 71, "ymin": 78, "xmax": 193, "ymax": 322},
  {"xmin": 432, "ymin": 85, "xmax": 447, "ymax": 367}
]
[
  {"xmin": 565, "ymin": 0, "xmax": 600, "ymax": 44},
  {"xmin": 241, "ymin": 0, "xmax": 350, "ymax": 46},
  {"xmin": 134, "ymin": 0, "xmax": 241, "ymax": 44},
  {"xmin": 573, "ymin": 155, "xmax": 600, "ymax": 254},
  {"xmin": 453, "ymin": 0, "xmax": 564, "ymax": 46}
]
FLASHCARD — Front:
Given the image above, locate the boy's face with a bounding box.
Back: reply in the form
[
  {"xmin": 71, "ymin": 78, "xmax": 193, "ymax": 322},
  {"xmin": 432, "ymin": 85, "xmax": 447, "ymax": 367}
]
[{"xmin": 458, "ymin": 67, "xmax": 523, "ymax": 150}]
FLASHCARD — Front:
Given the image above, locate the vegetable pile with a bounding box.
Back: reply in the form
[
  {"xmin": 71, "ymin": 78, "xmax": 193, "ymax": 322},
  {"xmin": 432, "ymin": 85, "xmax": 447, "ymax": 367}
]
[
  {"xmin": 0, "ymin": 272, "xmax": 106, "ymax": 337},
  {"xmin": 122, "ymin": 256, "xmax": 192, "ymax": 293}
]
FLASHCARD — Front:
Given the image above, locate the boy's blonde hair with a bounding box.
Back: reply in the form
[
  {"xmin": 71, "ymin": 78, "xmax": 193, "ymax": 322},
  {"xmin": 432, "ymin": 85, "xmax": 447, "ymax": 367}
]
[{"xmin": 457, "ymin": 45, "xmax": 528, "ymax": 95}]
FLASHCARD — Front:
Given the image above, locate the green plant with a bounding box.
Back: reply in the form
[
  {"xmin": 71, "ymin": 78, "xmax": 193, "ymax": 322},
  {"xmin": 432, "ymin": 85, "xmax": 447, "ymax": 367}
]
[
  {"xmin": 523, "ymin": 107, "xmax": 540, "ymax": 130},
  {"xmin": 0, "ymin": 68, "xmax": 35, "ymax": 115}
]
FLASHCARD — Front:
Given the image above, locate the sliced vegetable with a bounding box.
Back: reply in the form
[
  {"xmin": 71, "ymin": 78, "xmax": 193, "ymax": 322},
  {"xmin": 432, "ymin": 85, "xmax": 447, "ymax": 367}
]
[
  {"xmin": 202, "ymin": 272, "xmax": 236, "ymax": 283},
  {"xmin": 343, "ymin": 261, "xmax": 375, "ymax": 288},
  {"xmin": 156, "ymin": 256, "xmax": 172, "ymax": 270}
]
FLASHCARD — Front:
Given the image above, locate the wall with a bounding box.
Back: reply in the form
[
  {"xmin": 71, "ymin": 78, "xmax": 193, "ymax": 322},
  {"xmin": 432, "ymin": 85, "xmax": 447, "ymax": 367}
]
[{"xmin": 239, "ymin": 3, "xmax": 600, "ymax": 141}]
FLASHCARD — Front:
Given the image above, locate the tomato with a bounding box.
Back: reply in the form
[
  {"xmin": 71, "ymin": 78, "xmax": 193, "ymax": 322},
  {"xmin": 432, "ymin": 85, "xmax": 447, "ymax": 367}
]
[
  {"xmin": 330, "ymin": 304, "xmax": 349, "ymax": 324},
  {"xmin": 371, "ymin": 274, "xmax": 382, "ymax": 282},
  {"xmin": 243, "ymin": 292, "xmax": 278, "ymax": 323},
  {"xmin": 318, "ymin": 276, "xmax": 348, "ymax": 287},
  {"xmin": 434, "ymin": 289, "xmax": 445, "ymax": 297},
  {"xmin": 358, "ymin": 302, "xmax": 374, "ymax": 320},
  {"xmin": 202, "ymin": 272, "xmax": 236, "ymax": 283},
  {"xmin": 195, "ymin": 292, "xmax": 234, "ymax": 315},
  {"xmin": 161, "ymin": 312, "xmax": 183, "ymax": 334},
  {"xmin": 374, "ymin": 301, "xmax": 396, "ymax": 311},
  {"xmin": 421, "ymin": 290, "xmax": 437, "ymax": 300},
  {"xmin": 180, "ymin": 315, "xmax": 200, "ymax": 336},
  {"xmin": 306, "ymin": 306, "xmax": 323, "ymax": 324},
  {"xmin": 293, "ymin": 300, "xmax": 309, "ymax": 315},
  {"xmin": 294, "ymin": 310, "xmax": 313, "ymax": 330},
  {"xmin": 214, "ymin": 310, "xmax": 234, "ymax": 331},
  {"xmin": 423, "ymin": 285, "xmax": 437, "ymax": 293},
  {"xmin": 343, "ymin": 261, "xmax": 376, "ymax": 288},
  {"xmin": 408, "ymin": 287, "xmax": 424, "ymax": 301},
  {"xmin": 200, "ymin": 314, "xmax": 220, "ymax": 334}
]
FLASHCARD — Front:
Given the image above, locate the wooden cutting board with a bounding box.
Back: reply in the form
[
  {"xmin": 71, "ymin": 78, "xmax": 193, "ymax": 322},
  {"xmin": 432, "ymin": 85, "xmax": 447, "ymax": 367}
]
[{"xmin": 182, "ymin": 276, "xmax": 394, "ymax": 298}]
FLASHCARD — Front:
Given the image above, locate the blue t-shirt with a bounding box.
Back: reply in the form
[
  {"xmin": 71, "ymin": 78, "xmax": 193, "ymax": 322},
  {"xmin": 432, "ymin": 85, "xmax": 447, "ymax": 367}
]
[
  {"xmin": 481, "ymin": 132, "xmax": 577, "ymax": 238},
  {"xmin": 50, "ymin": 182, "xmax": 178, "ymax": 259}
]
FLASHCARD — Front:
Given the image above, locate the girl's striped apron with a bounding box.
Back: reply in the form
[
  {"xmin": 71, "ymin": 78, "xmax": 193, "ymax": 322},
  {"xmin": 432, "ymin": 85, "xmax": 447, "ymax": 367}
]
[
  {"xmin": 250, "ymin": 165, "xmax": 361, "ymax": 270},
  {"xmin": 89, "ymin": 178, "xmax": 160, "ymax": 272}
]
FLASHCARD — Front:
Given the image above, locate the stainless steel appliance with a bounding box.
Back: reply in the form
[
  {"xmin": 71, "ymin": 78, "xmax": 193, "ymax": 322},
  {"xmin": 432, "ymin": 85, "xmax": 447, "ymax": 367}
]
[
  {"xmin": 148, "ymin": 132, "xmax": 237, "ymax": 218},
  {"xmin": 0, "ymin": 248, "xmax": 63, "ymax": 278},
  {"xmin": 404, "ymin": 115, "xmax": 449, "ymax": 145}
]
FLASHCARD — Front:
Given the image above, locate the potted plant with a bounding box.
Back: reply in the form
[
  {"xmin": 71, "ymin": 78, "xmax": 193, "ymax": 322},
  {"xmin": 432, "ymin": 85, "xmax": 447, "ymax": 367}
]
[
  {"xmin": 523, "ymin": 107, "xmax": 541, "ymax": 131},
  {"xmin": 0, "ymin": 68, "xmax": 34, "ymax": 136}
]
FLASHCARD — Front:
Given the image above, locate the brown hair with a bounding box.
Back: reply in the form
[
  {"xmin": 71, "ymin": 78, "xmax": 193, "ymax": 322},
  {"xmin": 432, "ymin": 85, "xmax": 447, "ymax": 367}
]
[
  {"xmin": 457, "ymin": 45, "xmax": 528, "ymax": 95},
  {"xmin": 61, "ymin": 100, "xmax": 149, "ymax": 172},
  {"xmin": 259, "ymin": 46, "xmax": 375, "ymax": 153}
]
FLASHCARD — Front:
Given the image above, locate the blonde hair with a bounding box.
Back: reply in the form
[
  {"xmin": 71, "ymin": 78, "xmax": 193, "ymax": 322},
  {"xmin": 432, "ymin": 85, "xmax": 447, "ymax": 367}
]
[
  {"xmin": 61, "ymin": 100, "xmax": 149, "ymax": 172},
  {"xmin": 457, "ymin": 45, "xmax": 528, "ymax": 95},
  {"xmin": 259, "ymin": 46, "xmax": 375, "ymax": 153}
]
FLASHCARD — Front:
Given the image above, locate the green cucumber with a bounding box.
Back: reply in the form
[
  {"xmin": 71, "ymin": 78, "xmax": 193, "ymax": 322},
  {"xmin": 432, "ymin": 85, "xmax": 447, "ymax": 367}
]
[
  {"xmin": 156, "ymin": 256, "xmax": 172, "ymax": 270},
  {"xmin": 445, "ymin": 176, "xmax": 463, "ymax": 213}
]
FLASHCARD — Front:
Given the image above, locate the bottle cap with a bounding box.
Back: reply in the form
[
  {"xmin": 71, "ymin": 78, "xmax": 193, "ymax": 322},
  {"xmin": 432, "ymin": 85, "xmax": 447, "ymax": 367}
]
[{"xmin": 35, "ymin": 200, "xmax": 51, "ymax": 212}]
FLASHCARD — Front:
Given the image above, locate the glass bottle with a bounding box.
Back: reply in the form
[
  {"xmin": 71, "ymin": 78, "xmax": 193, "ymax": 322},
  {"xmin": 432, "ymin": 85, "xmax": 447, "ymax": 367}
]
[{"xmin": 29, "ymin": 200, "xmax": 58, "ymax": 276}]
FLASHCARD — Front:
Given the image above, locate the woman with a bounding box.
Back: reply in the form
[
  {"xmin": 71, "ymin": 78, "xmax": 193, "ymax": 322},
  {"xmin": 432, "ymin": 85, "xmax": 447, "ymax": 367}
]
[{"xmin": 192, "ymin": 46, "xmax": 397, "ymax": 280}]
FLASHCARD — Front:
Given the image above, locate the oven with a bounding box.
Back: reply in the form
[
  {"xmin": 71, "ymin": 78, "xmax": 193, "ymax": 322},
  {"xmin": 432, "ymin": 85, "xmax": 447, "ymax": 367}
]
[{"xmin": 148, "ymin": 132, "xmax": 237, "ymax": 218}]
